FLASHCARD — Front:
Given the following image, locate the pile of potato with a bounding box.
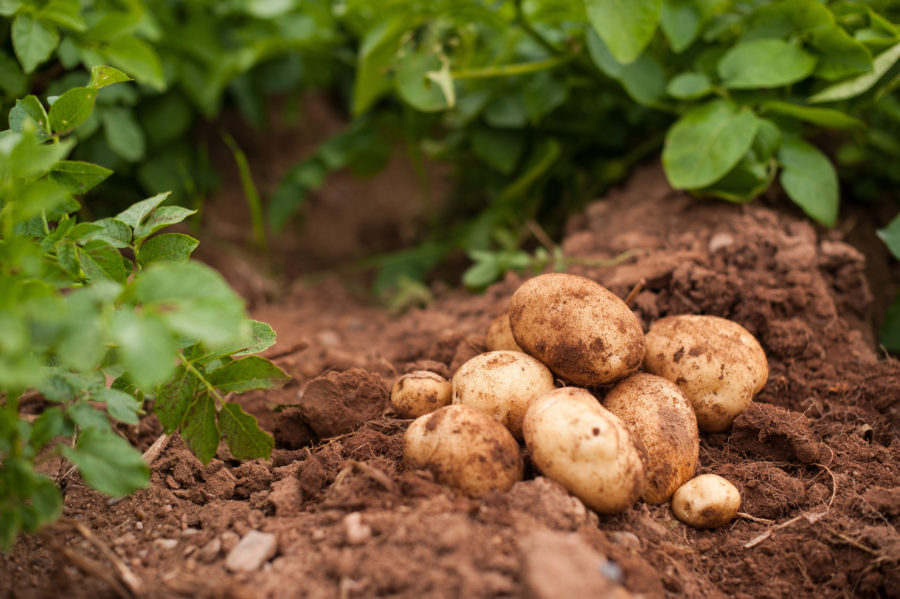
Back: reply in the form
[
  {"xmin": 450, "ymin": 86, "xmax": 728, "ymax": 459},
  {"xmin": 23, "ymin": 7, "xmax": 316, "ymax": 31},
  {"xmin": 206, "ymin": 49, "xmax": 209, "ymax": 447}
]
[{"xmin": 396, "ymin": 273, "xmax": 768, "ymax": 529}]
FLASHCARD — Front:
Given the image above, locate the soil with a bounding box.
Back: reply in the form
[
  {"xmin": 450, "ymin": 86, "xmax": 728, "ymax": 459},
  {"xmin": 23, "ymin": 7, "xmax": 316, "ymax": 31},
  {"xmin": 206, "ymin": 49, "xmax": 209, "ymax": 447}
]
[{"xmin": 3, "ymin": 163, "xmax": 900, "ymax": 599}]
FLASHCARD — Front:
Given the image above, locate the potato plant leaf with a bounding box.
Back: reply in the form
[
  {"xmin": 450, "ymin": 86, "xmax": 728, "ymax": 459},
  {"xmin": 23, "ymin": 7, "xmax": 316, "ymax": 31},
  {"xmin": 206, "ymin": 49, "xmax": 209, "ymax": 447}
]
[
  {"xmin": 11, "ymin": 13, "xmax": 59, "ymax": 73},
  {"xmin": 218, "ymin": 402, "xmax": 274, "ymax": 460},
  {"xmin": 810, "ymin": 25, "xmax": 874, "ymax": 82},
  {"xmin": 62, "ymin": 428, "xmax": 150, "ymax": 497},
  {"xmin": 155, "ymin": 367, "xmax": 199, "ymax": 433},
  {"xmin": 181, "ymin": 393, "xmax": 219, "ymax": 464},
  {"xmin": 94, "ymin": 388, "xmax": 141, "ymax": 425},
  {"xmin": 133, "ymin": 206, "xmax": 197, "ymax": 243},
  {"xmin": 103, "ymin": 37, "xmax": 166, "ymax": 91},
  {"xmin": 111, "ymin": 310, "xmax": 177, "ymax": 391},
  {"xmin": 778, "ymin": 137, "xmax": 838, "ymax": 227},
  {"xmin": 78, "ymin": 239, "xmax": 128, "ymax": 284},
  {"xmin": 880, "ymin": 293, "xmax": 900, "ymax": 352},
  {"xmin": 667, "ymin": 72, "xmax": 712, "ymax": 99},
  {"xmin": 719, "ymin": 39, "xmax": 817, "ymax": 89},
  {"xmin": 48, "ymin": 87, "xmax": 98, "ymax": 135},
  {"xmin": 809, "ymin": 42, "xmax": 900, "ymax": 103},
  {"xmin": 49, "ymin": 161, "xmax": 113, "ymax": 194},
  {"xmin": 876, "ymin": 214, "xmax": 900, "ymax": 260},
  {"xmin": 8, "ymin": 95, "xmax": 50, "ymax": 138},
  {"xmin": 115, "ymin": 192, "xmax": 170, "ymax": 228},
  {"xmin": 585, "ymin": 0, "xmax": 662, "ymax": 65},
  {"xmin": 137, "ymin": 233, "xmax": 198, "ymax": 266},
  {"xmin": 89, "ymin": 65, "xmax": 133, "ymax": 89},
  {"xmin": 207, "ymin": 356, "xmax": 290, "ymax": 393},
  {"xmin": 761, "ymin": 101, "xmax": 864, "ymax": 129}
]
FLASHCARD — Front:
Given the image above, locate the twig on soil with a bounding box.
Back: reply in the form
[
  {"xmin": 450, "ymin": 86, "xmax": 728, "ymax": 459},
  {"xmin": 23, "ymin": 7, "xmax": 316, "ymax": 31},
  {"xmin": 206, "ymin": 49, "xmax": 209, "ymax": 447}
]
[
  {"xmin": 347, "ymin": 459, "xmax": 398, "ymax": 493},
  {"xmin": 743, "ymin": 511, "xmax": 828, "ymax": 549},
  {"xmin": 623, "ymin": 279, "xmax": 645, "ymax": 307},
  {"xmin": 107, "ymin": 433, "xmax": 170, "ymax": 506},
  {"xmin": 736, "ymin": 512, "xmax": 775, "ymax": 524}
]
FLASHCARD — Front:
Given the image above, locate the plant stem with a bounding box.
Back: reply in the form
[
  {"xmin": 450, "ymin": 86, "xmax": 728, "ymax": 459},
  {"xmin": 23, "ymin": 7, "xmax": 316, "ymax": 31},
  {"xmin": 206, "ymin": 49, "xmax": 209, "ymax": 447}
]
[
  {"xmin": 451, "ymin": 54, "xmax": 574, "ymax": 80},
  {"xmin": 178, "ymin": 353, "xmax": 225, "ymax": 408}
]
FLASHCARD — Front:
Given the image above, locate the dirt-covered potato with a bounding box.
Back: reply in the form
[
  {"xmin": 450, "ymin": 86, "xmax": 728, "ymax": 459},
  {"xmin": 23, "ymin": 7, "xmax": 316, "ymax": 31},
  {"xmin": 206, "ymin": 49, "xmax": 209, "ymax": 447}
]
[
  {"xmin": 671, "ymin": 474, "xmax": 741, "ymax": 529},
  {"xmin": 523, "ymin": 387, "xmax": 644, "ymax": 514},
  {"xmin": 485, "ymin": 313, "xmax": 523, "ymax": 352},
  {"xmin": 403, "ymin": 405, "xmax": 524, "ymax": 497},
  {"xmin": 603, "ymin": 373, "xmax": 699, "ymax": 504},
  {"xmin": 644, "ymin": 315, "xmax": 768, "ymax": 433},
  {"xmin": 452, "ymin": 350, "xmax": 555, "ymax": 439},
  {"xmin": 509, "ymin": 273, "xmax": 645, "ymax": 386},
  {"xmin": 391, "ymin": 371, "xmax": 451, "ymax": 418}
]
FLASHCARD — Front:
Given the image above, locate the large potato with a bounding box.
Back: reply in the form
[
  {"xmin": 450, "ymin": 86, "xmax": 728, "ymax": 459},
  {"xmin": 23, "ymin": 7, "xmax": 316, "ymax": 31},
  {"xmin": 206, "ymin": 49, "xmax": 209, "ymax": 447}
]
[
  {"xmin": 452, "ymin": 351, "xmax": 556, "ymax": 440},
  {"xmin": 603, "ymin": 374, "xmax": 699, "ymax": 504},
  {"xmin": 671, "ymin": 474, "xmax": 741, "ymax": 529},
  {"xmin": 403, "ymin": 405, "xmax": 524, "ymax": 497},
  {"xmin": 485, "ymin": 313, "xmax": 523, "ymax": 352},
  {"xmin": 391, "ymin": 371, "xmax": 451, "ymax": 418},
  {"xmin": 644, "ymin": 315, "xmax": 768, "ymax": 432},
  {"xmin": 509, "ymin": 273, "xmax": 645, "ymax": 386},
  {"xmin": 523, "ymin": 387, "xmax": 644, "ymax": 514}
]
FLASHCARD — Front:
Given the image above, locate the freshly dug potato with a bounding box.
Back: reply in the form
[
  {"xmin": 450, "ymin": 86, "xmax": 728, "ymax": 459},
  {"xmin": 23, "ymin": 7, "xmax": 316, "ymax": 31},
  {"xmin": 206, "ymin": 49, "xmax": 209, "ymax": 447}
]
[
  {"xmin": 391, "ymin": 371, "xmax": 451, "ymax": 418},
  {"xmin": 403, "ymin": 405, "xmax": 523, "ymax": 497},
  {"xmin": 452, "ymin": 350, "xmax": 555, "ymax": 439},
  {"xmin": 509, "ymin": 273, "xmax": 645, "ymax": 386},
  {"xmin": 603, "ymin": 373, "xmax": 699, "ymax": 504},
  {"xmin": 671, "ymin": 474, "xmax": 741, "ymax": 529},
  {"xmin": 485, "ymin": 313, "xmax": 523, "ymax": 352},
  {"xmin": 523, "ymin": 387, "xmax": 644, "ymax": 514},
  {"xmin": 644, "ymin": 315, "xmax": 768, "ymax": 432}
]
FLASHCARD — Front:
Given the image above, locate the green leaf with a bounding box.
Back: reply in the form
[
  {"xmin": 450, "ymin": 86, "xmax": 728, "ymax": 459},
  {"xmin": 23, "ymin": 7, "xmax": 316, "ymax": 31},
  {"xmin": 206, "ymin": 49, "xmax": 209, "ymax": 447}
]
[
  {"xmin": 811, "ymin": 25, "xmax": 874, "ymax": 81},
  {"xmin": 218, "ymin": 402, "xmax": 273, "ymax": 460},
  {"xmin": 0, "ymin": 0, "xmax": 22, "ymax": 17},
  {"xmin": 585, "ymin": 0, "xmax": 662, "ymax": 65},
  {"xmin": 37, "ymin": 0, "xmax": 86, "ymax": 31},
  {"xmin": 48, "ymin": 87, "xmax": 98, "ymax": 135},
  {"xmin": 235, "ymin": 320, "xmax": 278, "ymax": 356},
  {"xmin": 82, "ymin": 217, "xmax": 132, "ymax": 248},
  {"xmin": 137, "ymin": 233, "xmax": 198, "ymax": 266},
  {"xmin": 12, "ymin": 13, "xmax": 59, "ymax": 73},
  {"xmin": 115, "ymin": 192, "xmax": 170, "ymax": 228},
  {"xmin": 619, "ymin": 53, "xmax": 666, "ymax": 105},
  {"xmin": 8, "ymin": 95, "xmax": 50, "ymax": 138},
  {"xmin": 394, "ymin": 50, "xmax": 452, "ymax": 112},
  {"xmin": 719, "ymin": 39, "xmax": 817, "ymax": 89},
  {"xmin": 181, "ymin": 393, "xmax": 219, "ymax": 464},
  {"xmin": 660, "ymin": 0, "xmax": 703, "ymax": 53},
  {"xmin": 809, "ymin": 42, "xmax": 900, "ymax": 103},
  {"xmin": 585, "ymin": 28, "xmax": 624, "ymax": 77},
  {"xmin": 207, "ymin": 356, "xmax": 290, "ymax": 393},
  {"xmin": 462, "ymin": 251, "xmax": 500, "ymax": 288},
  {"xmin": 50, "ymin": 161, "xmax": 113, "ymax": 194},
  {"xmin": 778, "ymin": 137, "xmax": 838, "ymax": 226},
  {"xmin": 667, "ymin": 72, "xmax": 712, "ymax": 99},
  {"xmin": 133, "ymin": 206, "xmax": 197, "ymax": 242},
  {"xmin": 89, "ymin": 65, "xmax": 133, "ymax": 89},
  {"xmin": 27, "ymin": 476, "xmax": 62, "ymax": 528},
  {"xmin": 0, "ymin": 54, "xmax": 28, "ymax": 96},
  {"xmin": 94, "ymin": 388, "xmax": 141, "ymax": 425},
  {"xmin": 103, "ymin": 37, "xmax": 165, "ymax": 91},
  {"xmin": 742, "ymin": 0, "xmax": 834, "ymax": 40},
  {"xmin": 32, "ymin": 407, "xmax": 64, "ymax": 450},
  {"xmin": 62, "ymin": 428, "xmax": 149, "ymax": 496},
  {"xmin": 471, "ymin": 129, "xmax": 524, "ymax": 174},
  {"xmin": 877, "ymin": 214, "xmax": 900, "ymax": 260},
  {"xmin": 101, "ymin": 106, "xmax": 145, "ymax": 162},
  {"xmin": 752, "ymin": 118, "xmax": 783, "ymax": 161},
  {"xmin": 662, "ymin": 99, "xmax": 759, "ymax": 189},
  {"xmin": 879, "ymin": 292, "xmax": 900, "ymax": 352},
  {"xmin": 78, "ymin": 239, "xmax": 128, "ymax": 284},
  {"xmin": 111, "ymin": 310, "xmax": 177, "ymax": 391},
  {"xmin": 761, "ymin": 101, "xmax": 864, "ymax": 129},
  {"xmin": 154, "ymin": 367, "xmax": 198, "ymax": 434},
  {"xmin": 353, "ymin": 18, "xmax": 407, "ymax": 115}
]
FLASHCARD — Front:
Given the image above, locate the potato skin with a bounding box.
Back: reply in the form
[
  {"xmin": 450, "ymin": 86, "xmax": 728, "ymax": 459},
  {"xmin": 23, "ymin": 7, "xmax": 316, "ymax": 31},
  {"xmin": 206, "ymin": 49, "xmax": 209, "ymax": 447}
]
[
  {"xmin": 603, "ymin": 374, "xmax": 699, "ymax": 504},
  {"xmin": 509, "ymin": 273, "xmax": 645, "ymax": 386},
  {"xmin": 403, "ymin": 405, "xmax": 524, "ymax": 497},
  {"xmin": 452, "ymin": 351, "xmax": 556, "ymax": 440},
  {"xmin": 391, "ymin": 371, "xmax": 451, "ymax": 418},
  {"xmin": 644, "ymin": 315, "xmax": 768, "ymax": 433},
  {"xmin": 485, "ymin": 313, "xmax": 523, "ymax": 352},
  {"xmin": 523, "ymin": 387, "xmax": 644, "ymax": 514},
  {"xmin": 671, "ymin": 474, "xmax": 741, "ymax": 529}
]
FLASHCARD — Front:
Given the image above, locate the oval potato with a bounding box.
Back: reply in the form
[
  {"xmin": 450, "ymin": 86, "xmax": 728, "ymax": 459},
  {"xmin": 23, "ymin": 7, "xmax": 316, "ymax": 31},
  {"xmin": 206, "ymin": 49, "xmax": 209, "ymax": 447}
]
[
  {"xmin": 603, "ymin": 373, "xmax": 699, "ymax": 504},
  {"xmin": 485, "ymin": 313, "xmax": 523, "ymax": 352},
  {"xmin": 391, "ymin": 371, "xmax": 451, "ymax": 418},
  {"xmin": 523, "ymin": 387, "xmax": 644, "ymax": 514},
  {"xmin": 509, "ymin": 273, "xmax": 645, "ymax": 386},
  {"xmin": 671, "ymin": 474, "xmax": 741, "ymax": 529},
  {"xmin": 403, "ymin": 405, "xmax": 524, "ymax": 497},
  {"xmin": 452, "ymin": 350, "xmax": 556, "ymax": 440},
  {"xmin": 644, "ymin": 315, "xmax": 768, "ymax": 432}
]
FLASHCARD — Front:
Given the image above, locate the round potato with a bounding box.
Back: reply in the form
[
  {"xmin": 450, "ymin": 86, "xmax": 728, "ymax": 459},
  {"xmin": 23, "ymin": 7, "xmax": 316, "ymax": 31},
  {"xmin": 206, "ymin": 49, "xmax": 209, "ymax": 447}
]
[
  {"xmin": 523, "ymin": 387, "xmax": 644, "ymax": 514},
  {"xmin": 452, "ymin": 350, "xmax": 556, "ymax": 440},
  {"xmin": 509, "ymin": 273, "xmax": 645, "ymax": 386},
  {"xmin": 403, "ymin": 404, "xmax": 523, "ymax": 497},
  {"xmin": 391, "ymin": 371, "xmax": 451, "ymax": 418},
  {"xmin": 644, "ymin": 315, "xmax": 768, "ymax": 432},
  {"xmin": 485, "ymin": 313, "xmax": 523, "ymax": 352},
  {"xmin": 671, "ymin": 474, "xmax": 741, "ymax": 529},
  {"xmin": 603, "ymin": 373, "xmax": 699, "ymax": 504}
]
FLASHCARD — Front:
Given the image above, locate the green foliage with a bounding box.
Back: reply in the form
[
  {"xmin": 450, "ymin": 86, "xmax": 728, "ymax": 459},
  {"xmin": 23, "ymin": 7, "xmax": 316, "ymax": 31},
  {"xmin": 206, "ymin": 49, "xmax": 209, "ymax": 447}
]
[{"xmin": 0, "ymin": 72, "xmax": 288, "ymax": 551}]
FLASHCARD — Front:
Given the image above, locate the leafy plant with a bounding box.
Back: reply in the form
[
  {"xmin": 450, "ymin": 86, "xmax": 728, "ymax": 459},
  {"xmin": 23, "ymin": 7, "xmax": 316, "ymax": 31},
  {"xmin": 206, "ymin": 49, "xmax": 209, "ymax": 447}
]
[{"xmin": 0, "ymin": 67, "xmax": 288, "ymax": 550}]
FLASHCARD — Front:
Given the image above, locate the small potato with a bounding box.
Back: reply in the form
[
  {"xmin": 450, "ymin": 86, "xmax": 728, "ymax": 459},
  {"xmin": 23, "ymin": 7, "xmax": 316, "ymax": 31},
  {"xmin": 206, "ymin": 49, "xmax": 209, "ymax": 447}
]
[
  {"xmin": 403, "ymin": 405, "xmax": 523, "ymax": 497},
  {"xmin": 671, "ymin": 474, "xmax": 741, "ymax": 529},
  {"xmin": 485, "ymin": 313, "xmax": 523, "ymax": 352},
  {"xmin": 391, "ymin": 371, "xmax": 451, "ymax": 418},
  {"xmin": 452, "ymin": 351, "xmax": 556, "ymax": 439},
  {"xmin": 509, "ymin": 273, "xmax": 645, "ymax": 386},
  {"xmin": 523, "ymin": 387, "xmax": 644, "ymax": 514},
  {"xmin": 603, "ymin": 374, "xmax": 699, "ymax": 504},
  {"xmin": 644, "ymin": 315, "xmax": 768, "ymax": 432}
]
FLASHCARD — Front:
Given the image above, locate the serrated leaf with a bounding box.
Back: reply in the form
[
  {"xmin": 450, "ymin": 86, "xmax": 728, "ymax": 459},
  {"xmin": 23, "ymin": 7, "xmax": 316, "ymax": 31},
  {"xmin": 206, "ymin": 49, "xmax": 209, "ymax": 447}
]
[
  {"xmin": 62, "ymin": 428, "xmax": 149, "ymax": 496},
  {"xmin": 94, "ymin": 388, "xmax": 141, "ymax": 425},
  {"xmin": 115, "ymin": 192, "xmax": 170, "ymax": 228},
  {"xmin": 8, "ymin": 95, "xmax": 50, "ymax": 137},
  {"xmin": 78, "ymin": 239, "xmax": 127, "ymax": 284},
  {"xmin": 50, "ymin": 161, "xmax": 112, "ymax": 194},
  {"xmin": 778, "ymin": 137, "xmax": 838, "ymax": 226},
  {"xmin": 154, "ymin": 367, "xmax": 198, "ymax": 433},
  {"xmin": 133, "ymin": 206, "xmax": 197, "ymax": 242},
  {"xmin": 11, "ymin": 13, "xmax": 59, "ymax": 73},
  {"xmin": 719, "ymin": 39, "xmax": 817, "ymax": 89},
  {"xmin": 586, "ymin": 0, "xmax": 662, "ymax": 65},
  {"xmin": 663, "ymin": 99, "xmax": 759, "ymax": 189},
  {"xmin": 181, "ymin": 393, "xmax": 219, "ymax": 464},
  {"xmin": 207, "ymin": 356, "xmax": 289, "ymax": 393},
  {"xmin": 761, "ymin": 101, "xmax": 864, "ymax": 129},
  {"xmin": 137, "ymin": 233, "xmax": 198, "ymax": 266},
  {"xmin": 877, "ymin": 214, "xmax": 900, "ymax": 260},
  {"xmin": 103, "ymin": 37, "xmax": 165, "ymax": 91},
  {"xmin": 111, "ymin": 310, "xmax": 177, "ymax": 391},
  {"xmin": 48, "ymin": 87, "xmax": 98, "ymax": 135},
  {"xmin": 218, "ymin": 402, "xmax": 273, "ymax": 460},
  {"xmin": 809, "ymin": 42, "xmax": 900, "ymax": 103},
  {"xmin": 89, "ymin": 65, "xmax": 132, "ymax": 89},
  {"xmin": 667, "ymin": 72, "xmax": 712, "ymax": 99}
]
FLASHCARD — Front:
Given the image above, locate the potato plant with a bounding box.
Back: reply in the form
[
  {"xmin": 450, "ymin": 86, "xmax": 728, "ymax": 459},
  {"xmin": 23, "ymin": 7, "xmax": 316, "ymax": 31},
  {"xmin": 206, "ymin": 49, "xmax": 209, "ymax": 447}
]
[{"xmin": 0, "ymin": 69, "xmax": 288, "ymax": 550}]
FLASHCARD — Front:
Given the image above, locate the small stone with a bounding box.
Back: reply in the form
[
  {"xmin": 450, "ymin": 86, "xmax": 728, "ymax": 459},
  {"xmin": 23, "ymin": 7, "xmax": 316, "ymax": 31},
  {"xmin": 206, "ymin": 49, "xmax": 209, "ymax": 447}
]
[
  {"xmin": 181, "ymin": 527, "xmax": 201, "ymax": 537},
  {"xmin": 197, "ymin": 537, "xmax": 222, "ymax": 563},
  {"xmin": 154, "ymin": 538, "xmax": 177, "ymax": 550},
  {"xmin": 225, "ymin": 531, "xmax": 278, "ymax": 573},
  {"xmin": 608, "ymin": 531, "xmax": 640, "ymax": 550},
  {"xmin": 135, "ymin": 521, "xmax": 144, "ymax": 530},
  {"xmin": 343, "ymin": 512, "xmax": 372, "ymax": 545},
  {"xmin": 708, "ymin": 232, "xmax": 734, "ymax": 253}
]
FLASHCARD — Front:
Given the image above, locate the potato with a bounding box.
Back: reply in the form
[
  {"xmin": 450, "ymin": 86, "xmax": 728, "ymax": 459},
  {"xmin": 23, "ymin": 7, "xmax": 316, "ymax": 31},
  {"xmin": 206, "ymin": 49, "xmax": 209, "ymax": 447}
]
[
  {"xmin": 644, "ymin": 315, "xmax": 768, "ymax": 432},
  {"xmin": 509, "ymin": 273, "xmax": 645, "ymax": 386},
  {"xmin": 671, "ymin": 474, "xmax": 741, "ymax": 529},
  {"xmin": 403, "ymin": 405, "xmax": 523, "ymax": 497},
  {"xmin": 523, "ymin": 387, "xmax": 644, "ymax": 514},
  {"xmin": 603, "ymin": 374, "xmax": 699, "ymax": 504},
  {"xmin": 452, "ymin": 350, "xmax": 556, "ymax": 440},
  {"xmin": 485, "ymin": 313, "xmax": 523, "ymax": 352},
  {"xmin": 391, "ymin": 371, "xmax": 451, "ymax": 418}
]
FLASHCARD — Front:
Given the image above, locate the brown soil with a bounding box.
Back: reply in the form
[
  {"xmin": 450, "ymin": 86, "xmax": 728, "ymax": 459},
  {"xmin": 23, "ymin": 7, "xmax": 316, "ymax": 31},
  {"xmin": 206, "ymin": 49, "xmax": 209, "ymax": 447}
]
[{"xmin": 3, "ymin": 164, "xmax": 900, "ymax": 599}]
